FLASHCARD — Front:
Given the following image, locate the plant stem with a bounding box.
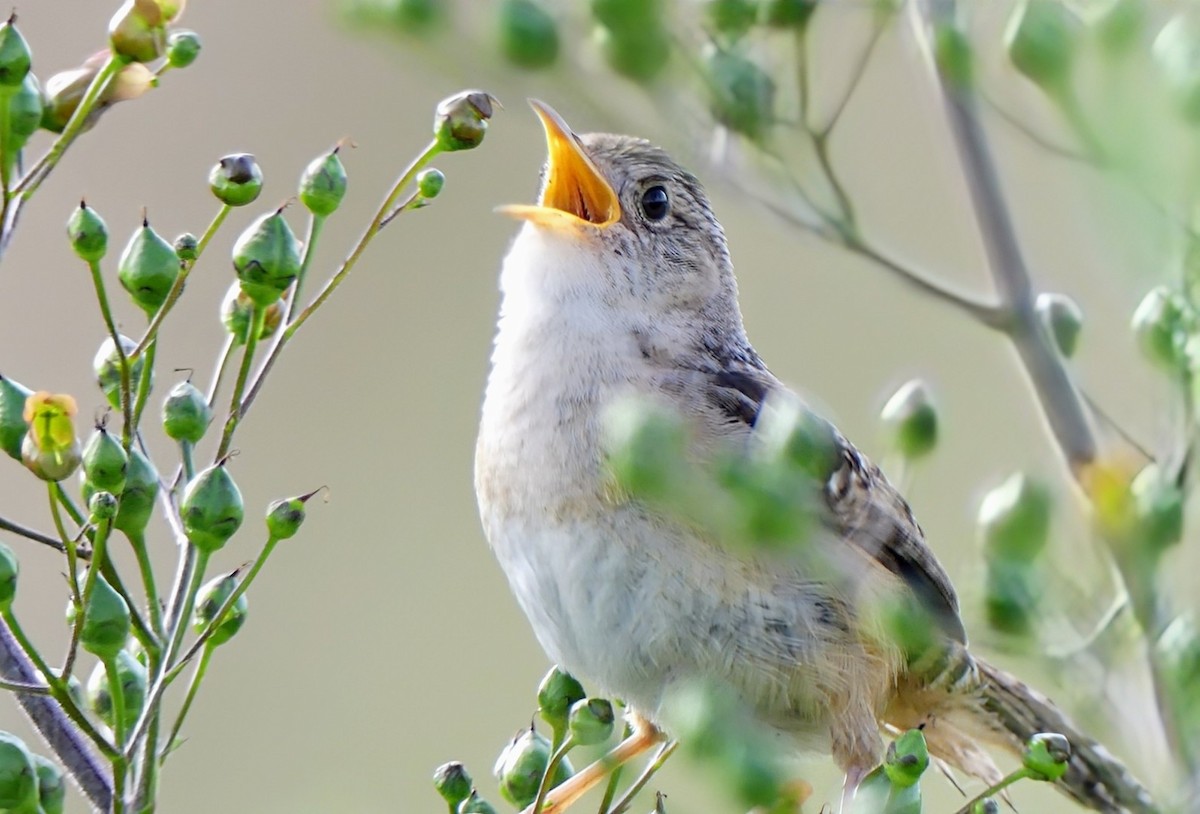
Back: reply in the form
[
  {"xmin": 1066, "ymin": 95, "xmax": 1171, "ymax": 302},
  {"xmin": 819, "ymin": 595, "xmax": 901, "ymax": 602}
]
[
  {"xmin": 605, "ymin": 740, "xmax": 677, "ymax": 814},
  {"xmin": 950, "ymin": 767, "xmax": 1034, "ymax": 814},
  {"xmin": 163, "ymin": 642, "xmax": 213, "ymax": 756},
  {"xmin": 286, "ymin": 214, "xmax": 325, "ymax": 323},
  {"xmin": 214, "ymin": 304, "xmax": 265, "ymax": 460},
  {"xmin": 532, "ymin": 736, "xmax": 575, "ymax": 814},
  {"xmin": 48, "ymin": 485, "xmax": 83, "ymax": 608},
  {"xmin": 126, "ymin": 529, "xmax": 163, "ymax": 637},
  {"xmin": 87, "ymin": 256, "xmax": 135, "ymax": 448},
  {"xmin": 132, "ymin": 340, "xmax": 157, "ymax": 432},
  {"xmin": 239, "ymin": 139, "xmax": 443, "ymax": 420},
  {"xmin": 62, "ymin": 517, "xmax": 111, "ymax": 679},
  {"xmin": 0, "ymin": 514, "xmax": 67, "ymax": 553}
]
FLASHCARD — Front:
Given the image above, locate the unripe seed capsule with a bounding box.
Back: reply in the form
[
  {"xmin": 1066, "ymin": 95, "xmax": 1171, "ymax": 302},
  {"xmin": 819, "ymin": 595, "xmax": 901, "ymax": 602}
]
[
  {"xmin": 193, "ymin": 573, "xmax": 247, "ymax": 646},
  {"xmin": 499, "ymin": 0, "xmax": 560, "ymax": 69},
  {"xmin": 880, "ymin": 379, "xmax": 938, "ymax": 460},
  {"xmin": 82, "ymin": 426, "xmax": 128, "ymax": 495},
  {"xmin": 88, "ymin": 491, "xmax": 118, "ymax": 523},
  {"xmin": 33, "ymin": 754, "xmax": 66, "ymax": 814},
  {"xmin": 0, "ymin": 541, "xmax": 17, "ymax": 613},
  {"xmin": 433, "ymin": 762, "xmax": 473, "ymax": 810},
  {"xmin": 166, "ymin": 30, "xmax": 201, "ymax": 68},
  {"xmin": 433, "ymin": 90, "xmax": 496, "ymax": 152},
  {"xmin": 299, "ymin": 149, "xmax": 347, "ymax": 216},
  {"xmin": 457, "ymin": 789, "xmax": 498, "ymax": 814},
  {"xmin": 882, "ymin": 728, "xmax": 929, "ymax": 788},
  {"xmin": 568, "ymin": 697, "xmax": 614, "ymax": 745},
  {"xmin": 221, "ymin": 282, "xmax": 283, "ymax": 345},
  {"xmin": 67, "ymin": 201, "xmax": 109, "ymax": 263},
  {"xmin": 209, "ymin": 153, "xmax": 263, "ymax": 207},
  {"xmin": 494, "ymin": 726, "xmax": 573, "ymax": 808},
  {"xmin": 93, "ymin": 335, "xmax": 148, "ymax": 412},
  {"xmin": 1036, "ymin": 292, "xmax": 1083, "ymax": 358},
  {"xmin": 232, "ymin": 209, "xmax": 301, "ymax": 307},
  {"xmin": 1022, "ymin": 732, "xmax": 1070, "ymax": 781},
  {"xmin": 117, "ymin": 218, "xmax": 181, "ymax": 316},
  {"xmin": 173, "ymin": 232, "xmax": 198, "ymax": 262},
  {"xmin": 0, "ymin": 374, "xmax": 31, "ymax": 461},
  {"xmin": 180, "ymin": 461, "xmax": 245, "ymax": 553},
  {"xmin": 113, "ymin": 447, "xmax": 158, "ymax": 536},
  {"xmin": 162, "ymin": 380, "xmax": 212, "ymax": 444},
  {"xmin": 537, "ymin": 665, "xmax": 585, "ymax": 733},
  {"xmin": 0, "ymin": 14, "xmax": 30, "ymax": 88},
  {"xmin": 0, "ymin": 732, "xmax": 36, "ymax": 814},
  {"xmin": 79, "ymin": 574, "xmax": 131, "ymax": 659},
  {"xmin": 265, "ymin": 492, "xmax": 316, "ymax": 540},
  {"xmin": 1005, "ymin": 0, "xmax": 1079, "ymax": 93},
  {"xmin": 86, "ymin": 650, "xmax": 146, "ymax": 732},
  {"xmin": 417, "ymin": 168, "xmax": 445, "ymax": 200}
]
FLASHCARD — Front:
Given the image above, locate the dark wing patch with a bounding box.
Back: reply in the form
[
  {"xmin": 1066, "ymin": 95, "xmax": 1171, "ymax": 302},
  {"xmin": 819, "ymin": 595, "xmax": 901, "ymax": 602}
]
[{"xmin": 706, "ymin": 369, "xmax": 770, "ymax": 426}]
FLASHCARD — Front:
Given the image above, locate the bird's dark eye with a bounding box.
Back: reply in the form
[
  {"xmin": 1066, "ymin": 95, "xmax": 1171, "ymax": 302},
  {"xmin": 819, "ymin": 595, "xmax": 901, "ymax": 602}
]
[{"xmin": 640, "ymin": 185, "xmax": 670, "ymax": 221}]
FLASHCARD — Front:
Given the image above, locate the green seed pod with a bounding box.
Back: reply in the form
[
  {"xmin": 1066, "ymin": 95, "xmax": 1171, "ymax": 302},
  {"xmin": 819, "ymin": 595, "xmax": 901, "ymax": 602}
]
[
  {"xmin": 387, "ymin": 0, "xmax": 444, "ymax": 32},
  {"xmin": 1022, "ymin": 732, "xmax": 1070, "ymax": 781},
  {"xmin": 591, "ymin": 0, "xmax": 661, "ymax": 32},
  {"xmin": 166, "ymin": 30, "xmax": 202, "ymax": 68},
  {"xmin": 173, "ymin": 232, "xmax": 199, "ymax": 262},
  {"xmin": 494, "ymin": 727, "xmax": 573, "ymax": 809},
  {"xmin": 1131, "ymin": 463, "xmax": 1183, "ymax": 553},
  {"xmin": 604, "ymin": 399, "xmax": 687, "ymax": 501},
  {"xmin": 595, "ymin": 24, "xmax": 670, "ymax": 82},
  {"xmin": 162, "ymin": 379, "xmax": 212, "ymax": 444},
  {"xmin": 299, "ymin": 148, "xmax": 348, "ymax": 216},
  {"xmin": 499, "ymin": 0, "xmax": 559, "ymax": 69},
  {"xmin": 457, "ymin": 789, "xmax": 498, "ymax": 814},
  {"xmin": 79, "ymin": 574, "xmax": 131, "ymax": 659},
  {"xmin": 417, "ymin": 168, "xmax": 445, "ymax": 200},
  {"xmin": 568, "ymin": 697, "xmax": 614, "ymax": 745},
  {"xmin": 432, "ymin": 762, "xmax": 473, "ymax": 810},
  {"xmin": 220, "ymin": 282, "xmax": 283, "ymax": 346},
  {"xmin": 970, "ymin": 798, "xmax": 1000, "ymax": 814},
  {"xmin": 883, "ymin": 729, "xmax": 929, "ymax": 788},
  {"xmin": 6, "ymin": 73, "xmax": 41, "ymax": 157},
  {"xmin": 1154, "ymin": 12, "xmax": 1200, "ymax": 123},
  {"xmin": 232, "ymin": 208, "xmax": 301, "ymax": 307},
  {"xmin": 93, "ymin": 334, "xmax": 148, "ymax": 412},
  {"xmin": 88, "ymin": 490, "xmax": 118, "ymax": 523},
  {"xmin": 110, "ymin": 446, "xmax": 158, "ymax": 536},
  {"xmin": 978, "ymin": 473, "xmax": 1053, "ymax": 560},
  {"xmin": 1005, "ymin": 0, "xmax": 1079, "ymax": 94},
  {"xmin": 0, "ymin": 15, "xmax": 31, "ymax": 87},
  {"xmin": 67, "ymin": 201, "xmax": 109, "ymax": 263},
  {"xmin": 986, "ymin": 561, "xmax": 1036, "ymax": 635},
  {"xmin": 0, "ymin": 732, "xmax": 36, "ymax": 814},
  {"xmin": 118, "ymin": 217, "xmax": 181, "ymax": 316},
  {"xmin": 0, "ymin": 374, "xmax": 31, "ymax": 460},
  {"xmin": 180, "ymin": 461, "xmax": 245, "ymax": 553},
  {"xmin": 109, "ymin": 0, "xmax": 165, "ymax": 63},
  {"xmin": 537, "ymin": 665, "xmax": 586, "ymax": 733},
  {"xmin": 81, "ymin": 426, "xmax": 128, "ymax": 495},
  {"xmin": 703, "ymin": 46, "xmax": 775, "ymax": 140},
  {"xmin": 33, "ymin": 754, "xmax": 66, "ymax": 814},
  {"xmin": 880, "ymin": 379, "xmax": 938, "ymax": 460},
  {"xmin": 1036, "ymin": 292, "xmax": 1083, "ymax": 358},
  {"xmin": 1132, "ymin": 286, "xmax": 1192, "ymax": 371},
  {"xmin": 705, "ymin": 0, "xmax": 756, "ymax": 38},
  {"xmin": 193, "ymin": 572, "xmax": 248, "ymax": 646},
  {"xmin": 761, "ymin": 0, "xmax": 817, "ymax": 29},
  {"xmin": 0, "ymin": 541, "xmax": 17, "ymax": 613},
  {"xmin": 1093, "ymin": 0, "xmax": 1143, "ymax": 56},
  {"xmin": 777, "ymin": 407, "xmax": 839, "ymax": 482},
  {"xmin": 433, "ymin": 90, "xmax": 496, "ymax": 152},
  {"xmin": 209, "ymin": 153, "xmax": 264, "ymax": 207},
  {"xmin": 265, "ymin": 492, "xmax": 315, "ymax": 540},
  {"xmin": 87, "ymin": 650, "xmax": 147, "ymax": 732}
]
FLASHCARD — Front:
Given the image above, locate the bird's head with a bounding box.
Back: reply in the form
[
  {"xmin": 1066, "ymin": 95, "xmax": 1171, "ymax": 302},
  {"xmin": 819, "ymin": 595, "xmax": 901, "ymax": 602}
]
[{"xmin": 499, "ymin": 101, "xmax": 742, "ymax": 331}]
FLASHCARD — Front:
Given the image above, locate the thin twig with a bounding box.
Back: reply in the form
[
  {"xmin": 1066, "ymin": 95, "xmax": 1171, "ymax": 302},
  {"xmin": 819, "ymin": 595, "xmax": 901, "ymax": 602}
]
[{"xmin": 0, "ymin": 514, "xmax": 69, "ymax": 554}]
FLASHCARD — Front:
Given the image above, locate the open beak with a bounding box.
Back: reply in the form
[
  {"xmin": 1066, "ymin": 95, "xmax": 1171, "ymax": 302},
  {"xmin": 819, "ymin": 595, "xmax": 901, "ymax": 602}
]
[{"xmin": 498, "ymin": 100, "xmax": 621, "ymax": 230}]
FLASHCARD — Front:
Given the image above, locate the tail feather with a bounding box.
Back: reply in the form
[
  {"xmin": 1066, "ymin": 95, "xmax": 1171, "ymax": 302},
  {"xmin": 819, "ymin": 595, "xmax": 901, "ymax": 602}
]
[{"xmin": 888, "ymin": 652, "xmax": 1158, "ymax": 813}]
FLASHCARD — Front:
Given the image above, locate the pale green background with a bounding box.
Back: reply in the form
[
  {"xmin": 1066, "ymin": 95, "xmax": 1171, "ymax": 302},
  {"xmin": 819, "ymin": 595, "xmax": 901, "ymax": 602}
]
[{"xmin": 0, "ymin": 1, "xmax": 1188, "ymax": 812}]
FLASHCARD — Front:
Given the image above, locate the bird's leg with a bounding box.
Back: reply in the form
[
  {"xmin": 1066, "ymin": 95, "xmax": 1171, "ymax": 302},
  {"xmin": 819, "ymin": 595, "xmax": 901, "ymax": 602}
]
[
  {"xmin": 522, "ymin": 714, "xmax": 665, "ymax": 814},
  {"xmin": 838, "ymin": 765, "xmax": 868, "ymax": 814}
]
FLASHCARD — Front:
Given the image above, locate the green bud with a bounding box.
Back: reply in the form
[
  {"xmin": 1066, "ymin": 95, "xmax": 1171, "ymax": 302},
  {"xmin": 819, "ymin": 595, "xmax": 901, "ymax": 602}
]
[
  {"xmin": 88, "ymin": 490, "xmax": 118, "ymax": 523},
  {"xmin": 299, "ymin": 148, "xmax": 348, "ymax": 217},
  {"xmin": 457, "ymin": 789, "xmax": 498, "ymax": 814},
  {"xmin": 112, "ymin": 446, "xmax": 158, "ymax": 536},
  {"xmin": 537, "ymin": 665, "xmax": 586, "ymax": 733},
  {"xmin": 433, "ymin": 90, "xmax": 496, "ymax": 152},
  {"xmin": 1005, "ymin": 0, "xmax": 1079, "ymax": 94},
  {"xmin": 0, "ymin": 374, "xmax": 31, "ymax": 460},
  {"xmin": 173, "ymin": 232, "xmax": 199, "ymax": 262},
  {"xmin": 93, "ymin": 334, "xmax": 148, "ymax": 412},
  {"xmin": 880, "ymin": 379, "xmax": 938, "ymax": 460},
  {"xmin": 706, "ymin": 0, "xmax": 756, "ymax": 38},
  {"xmin": 883, "ymin": 729, "xmax": 929, "ymax": 788},
  {"xmin": 417, "ymin": 168, "xmax": 445, "ymax": 200},
  {"xmin": 79, "ymin": 574, "xmax": 131, "ymax": 659},
  {"xmin": 221, "ymin": 282, "xmax": 283, "ymax": 345},
  {"xmin": 1022, "ymin": 732, "xmax": 1070, "ymax": 781},
  {"xmin": 761, "ymin": 0, "xmax": 817, "ymax": 29},
  {"xmin": 0, "ymin": 541, "xmax": 17, "ymax": 613},
  {"xmin": 1036, "ymin": 292, "xmax": 1083, "ymax": 357},
  {"xmin": 87, "ymin": 650, "xmax": 147, "ymax": 732},
  {"xmin": 591, "ymin": 0, "xmax": 661, "ymax": 32},
  {"xmin": 934, "ymin": 22, "xmax": 974, "ymax": 90},
  {"xmin": 67, "ymin": 201, "xmax": 109, "ymax": 263},
  {"xmin": 193, "ymin": 573, "xmax": 247, "ymax": 646},
  {"xmin": 568, "ymin": 697, "xmax": 614, "ymax": 745},
  {"xmin": 209, "ymin": 153, "xmax": 264, "ymax": 207},
  {"xmin": 432, "ymin": 762, "xmax": 473, "ymax": 810},
  {"xmin": 987, "ymin": 559, "xmax": 1037, "ymax": 633},
  {"xmin": 386, "ymin": 0, "xmax": 445, "ymax": 32},
  {"xmin": 777, "ymin": 407, "xmax": 839, "ymax": 482},
  {"xmin": 1154, "ymin": 12, "xmax": 1200, "ymax": 123},
  {"xmin": 703, "ymin": 46, "xmax": 775, "ymax": 140},
  {"xmin": 1131, "ymin": 463, "xmax": 1183, "ymax": 552},
  {"xmin": 5, "ymin": 73, "xmax": 42, "ymax": 157},
  {"xmin": 0, "ymin": 15, "xmax": 31, "ymax": 87},
  {"xmin": 970, "ymin": 798, "xmax": 1000, "ymax": 814},
  {"xmin": 33, "ymin": 754, "xmax": 66, "ymax": 814},
  {"xmin": 118, "ymin": 217, "xmax": 181, "ymax": 316},
  {"xmin": 162, "ymin": 379, "xmax": 212, "ymax": 444},
  {"xmin": 1132, "ymin": 286, "xmax": 1192, "ymax": 371},
  {"xmin": 494, "ymin": 727, "xmax": 573, "ymax": 808},
  {"xmin": 81, "ymin": 426, "xmax": 128, "ymax": 495},
  {"xmin": 166, "ymin": 30, "xmax": 201, "ymax": 68},
  {"xmin": 1093, "ymin": 0, "xmax": 1143, "ymax": 56},
  {"xmin": 499, "ymin": 0, "xmax": 559, "ymax": 68},
  {"xmin": 265, "ymin": 491, "xmax": 318, "ymax": 540},
  {"xmin": 232, "ymin": 208, "xmax": 301, "ymax": 307},
  {"xmin": 180, "ymin": 461, "xmax": 245, "ymax": 553},
  {"xmin": 978, "ymin": 473, "xmax": 1053, "ymax": 560},
  {"xmin": 109, "ymin": 0, "xmax": 166, "ymax": 63},
  {"xmin": 594, "ymin": 24, "xmax": 671, "ymax": 81},
  {"xmin": 0, "ymin": 732, "xmax": 36, "ymax": 814}
]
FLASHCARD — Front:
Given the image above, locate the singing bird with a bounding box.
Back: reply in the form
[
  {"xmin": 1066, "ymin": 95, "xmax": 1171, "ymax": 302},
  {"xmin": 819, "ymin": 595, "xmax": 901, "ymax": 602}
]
[{"xmin": 475, "ymin": 100, "xmax": 1156, "ymax": 814}]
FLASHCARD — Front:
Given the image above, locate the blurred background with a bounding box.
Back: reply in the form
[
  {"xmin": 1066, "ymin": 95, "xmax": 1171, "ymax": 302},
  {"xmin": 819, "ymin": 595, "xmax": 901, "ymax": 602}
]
[{"xmin": 0, "ymin": 0, "xmax": 1190, "ymax": 811}]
